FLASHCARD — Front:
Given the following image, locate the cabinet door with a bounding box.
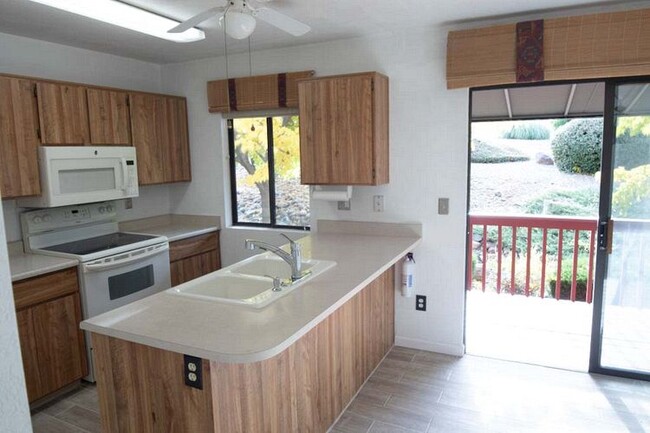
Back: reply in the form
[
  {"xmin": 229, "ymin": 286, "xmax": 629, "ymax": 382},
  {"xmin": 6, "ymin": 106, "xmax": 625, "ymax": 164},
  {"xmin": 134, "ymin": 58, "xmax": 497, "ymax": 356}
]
[
  {"xmin": 130, "ymin": 93, "xmax": 191, "ymax": 185},
  {"xmin": 299, "ymin": 75, "xmax": 375, "ymax": 185},
  {"xmin": 87, "ymin": 88, "xmax": 131, "ymax": 145},
  {"xmin": 0, "ymin": 77, "xmax": 41, "ymax": 198},
  {"xmin": 163, "ymin": 97, "xmax": 191, "ymax": 182},
  {"xmin": 31, "ymin": 293, "xmax": 87, "ymax": 398},
  {"xmin": 171, "ymin": 250, "xmax": 221, "ymax": 286},
  {"xmin": 129, "ymin": 93, "xmax": 166, "ymax": 185},
  {"xmin": 36, "ymin": 82, "xmax": 90, "ymax": 145},
  {"xmin": 16, "ymin": 308, "xmax": 43, "ymax": 402}
]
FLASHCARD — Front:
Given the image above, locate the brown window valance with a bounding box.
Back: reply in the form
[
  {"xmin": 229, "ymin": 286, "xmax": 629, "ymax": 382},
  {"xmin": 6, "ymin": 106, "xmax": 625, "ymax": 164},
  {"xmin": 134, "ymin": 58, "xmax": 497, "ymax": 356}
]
[
  {"xmin": 206, "ymin": 70, "xmax": 314, "ymax": 113},
  {"xmin": 447, "ymin": 8, "xmax": 650, "ymax": 89}
]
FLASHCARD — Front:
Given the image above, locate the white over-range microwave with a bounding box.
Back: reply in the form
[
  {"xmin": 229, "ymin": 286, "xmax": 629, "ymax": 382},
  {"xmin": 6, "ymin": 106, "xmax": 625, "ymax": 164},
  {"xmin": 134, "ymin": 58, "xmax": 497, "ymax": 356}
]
[{"xmin": 18, "ymin": 146, "xmax": 139, "ymax": 208}]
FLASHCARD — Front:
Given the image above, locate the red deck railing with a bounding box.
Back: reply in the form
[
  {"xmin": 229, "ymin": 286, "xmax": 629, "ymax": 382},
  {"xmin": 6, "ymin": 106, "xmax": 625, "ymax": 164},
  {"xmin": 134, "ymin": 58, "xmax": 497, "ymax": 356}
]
[{"xmin": 467, "ymin": 214, "xmax": 598, "ymax": 303}]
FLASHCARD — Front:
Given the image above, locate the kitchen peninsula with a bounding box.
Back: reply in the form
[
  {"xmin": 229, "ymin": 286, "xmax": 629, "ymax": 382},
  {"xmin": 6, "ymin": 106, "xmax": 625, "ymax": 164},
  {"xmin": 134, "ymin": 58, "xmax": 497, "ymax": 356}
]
[{"xmin": 81, "ymin": 220, "xmax": 421, "ymax": 433}]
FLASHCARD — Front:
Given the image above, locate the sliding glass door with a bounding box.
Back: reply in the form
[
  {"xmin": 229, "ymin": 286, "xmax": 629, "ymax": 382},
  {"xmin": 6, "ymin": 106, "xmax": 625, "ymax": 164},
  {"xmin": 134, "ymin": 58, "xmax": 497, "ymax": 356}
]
[{"xmin": 591, "ymin": 80, "xmax": 650, "ymax": 378}]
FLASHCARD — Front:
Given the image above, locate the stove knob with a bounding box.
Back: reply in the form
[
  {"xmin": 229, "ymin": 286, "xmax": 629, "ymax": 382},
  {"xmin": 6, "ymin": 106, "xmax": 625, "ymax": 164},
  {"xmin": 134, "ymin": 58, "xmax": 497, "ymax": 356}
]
[
  {"xmin": 99, "ymin": 206, "xmax": 106, "ymax": 214},
  {"xmin": 106, "ymin": 205, "xmax": 114, "ymax": 213},
  {"xmin": 43, "ymin": 214, "xmax": 52, "ymax": 223},
  {"xmin": 32, "ymin": 216, "xmax": 42, "ymax": 224}
]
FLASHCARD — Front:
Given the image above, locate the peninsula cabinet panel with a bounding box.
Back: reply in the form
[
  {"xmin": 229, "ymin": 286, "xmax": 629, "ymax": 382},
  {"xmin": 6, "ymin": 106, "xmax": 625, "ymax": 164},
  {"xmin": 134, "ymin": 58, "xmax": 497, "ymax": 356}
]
[
  {"xmin": 91, "ymin": 266, "xmax": 395, "ymax": 433},
  {"xmin": 36, "ymin": 81, "xmax": 90, "ymax": 145},
  {"xmin": 92, "ymin": 334, "xmax": 214, "ymax": 433},
  {"xmin": 298, "ymin": 72, "xmax": 389, "ymax": 185},
  {"xmin": 87, "ymin": 88, "xmax": 131, "ymax": 145},
  {"xmin": 0, "ymin": 76, "xmax": 41, "ymax": 199},
  {"xmin": 130, "ymin": 93, "xmax": 191, "ymax": 185}
]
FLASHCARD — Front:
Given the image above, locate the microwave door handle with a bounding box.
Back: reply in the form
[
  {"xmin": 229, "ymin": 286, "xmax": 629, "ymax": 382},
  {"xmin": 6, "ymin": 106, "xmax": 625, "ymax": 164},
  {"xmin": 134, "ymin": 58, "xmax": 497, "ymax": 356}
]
[
  {"xmin": 120, "ymin": 158, "xmax": 129, "ymax": 191},
  {"xmin": 82, "ymin": 244, "xmax": 169, "ymax": 273}
]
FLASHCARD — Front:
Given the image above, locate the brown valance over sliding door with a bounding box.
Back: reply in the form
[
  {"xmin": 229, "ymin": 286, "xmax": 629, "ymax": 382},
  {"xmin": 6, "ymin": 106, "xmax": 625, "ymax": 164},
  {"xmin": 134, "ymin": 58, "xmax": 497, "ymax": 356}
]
[{"xmin": 447, "ymin": 8, "xmax": 650, "ymax": 89}]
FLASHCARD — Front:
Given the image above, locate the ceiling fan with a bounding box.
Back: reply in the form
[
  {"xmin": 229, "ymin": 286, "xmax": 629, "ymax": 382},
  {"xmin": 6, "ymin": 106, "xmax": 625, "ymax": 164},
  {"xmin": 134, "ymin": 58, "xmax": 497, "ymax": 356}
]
[{"xmin": 168, "ymin": 0, "xmax": 311, "ymax": 40}]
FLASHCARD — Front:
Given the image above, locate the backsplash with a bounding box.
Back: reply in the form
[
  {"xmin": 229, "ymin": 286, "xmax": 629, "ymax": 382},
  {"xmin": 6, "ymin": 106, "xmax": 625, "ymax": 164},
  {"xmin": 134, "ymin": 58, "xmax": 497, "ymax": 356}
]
[{"xmin": 2, "ymin": 184, "xmax": 173, "ymax": 243}]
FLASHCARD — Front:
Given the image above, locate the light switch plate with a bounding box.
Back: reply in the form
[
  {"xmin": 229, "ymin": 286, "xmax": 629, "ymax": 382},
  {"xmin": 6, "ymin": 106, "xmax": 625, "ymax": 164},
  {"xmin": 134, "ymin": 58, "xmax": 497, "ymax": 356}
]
[
  {"xmin": 338, "ymin": 200, "xmax": 351, "ymax": 211},
  {"xmin": 438, "ymin": 198, "xmax": 449, "ymax": 215}
]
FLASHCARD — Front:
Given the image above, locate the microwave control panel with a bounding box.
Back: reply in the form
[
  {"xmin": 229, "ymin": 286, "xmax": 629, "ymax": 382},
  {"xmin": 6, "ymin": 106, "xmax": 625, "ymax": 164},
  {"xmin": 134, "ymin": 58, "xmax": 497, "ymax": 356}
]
[{"xmin": 125, "ymin": 160, "xmax": 138, "ymax": 196}]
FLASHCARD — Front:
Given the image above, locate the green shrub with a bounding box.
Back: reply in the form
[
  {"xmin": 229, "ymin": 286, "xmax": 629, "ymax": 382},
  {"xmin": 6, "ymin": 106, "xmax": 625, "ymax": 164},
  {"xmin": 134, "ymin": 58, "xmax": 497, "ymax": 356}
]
[
  {"xmin": 611, "ymin": 164, "xmax": 650, "ymax": 218},
  {"xmin": 524, "ymin": 189, "xmax": 599, "ymax": 217},
  {"xmin": 501, "ymin": 122, "xmax": 550, "ymax": 140},
  {"xmin": 471, "ymin": 139, "xmax": 529, "ymax": 163},
  {"xmin": 548, "ymin": 258, "xmax": 590, "ymax": 301},
  {"xmin": 552, "ymin": 119, "xmax": 571, "ymax": 129},
  {"xmin": 615, "ymin": 133, "xmax": 650, "ymax": 170},
  {"xmin": 552, "ymin": 118, "xmax": 603, "ymax": 174}
]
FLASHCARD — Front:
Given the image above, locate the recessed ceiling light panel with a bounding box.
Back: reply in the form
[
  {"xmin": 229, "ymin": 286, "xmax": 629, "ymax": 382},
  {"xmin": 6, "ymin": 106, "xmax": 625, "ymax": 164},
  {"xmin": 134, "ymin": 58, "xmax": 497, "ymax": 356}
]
[{"xmin": 28, "ymin": 0, "xmax": 205, "ymax": 43}]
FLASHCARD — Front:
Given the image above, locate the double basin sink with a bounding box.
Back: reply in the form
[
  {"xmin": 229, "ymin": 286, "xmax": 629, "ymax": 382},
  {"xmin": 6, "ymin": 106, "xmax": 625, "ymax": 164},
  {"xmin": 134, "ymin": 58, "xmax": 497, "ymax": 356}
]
[{"xmin": 167, "ymin": 252, "xmax": 336, "ymax": 309}]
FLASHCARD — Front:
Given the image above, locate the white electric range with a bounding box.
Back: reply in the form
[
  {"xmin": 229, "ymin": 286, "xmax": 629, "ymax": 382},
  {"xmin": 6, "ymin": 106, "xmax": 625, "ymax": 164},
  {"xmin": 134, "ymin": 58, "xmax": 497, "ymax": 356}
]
[{"xmin": 21, "ymin": 201, "xmax": 171, "ymax": 381}]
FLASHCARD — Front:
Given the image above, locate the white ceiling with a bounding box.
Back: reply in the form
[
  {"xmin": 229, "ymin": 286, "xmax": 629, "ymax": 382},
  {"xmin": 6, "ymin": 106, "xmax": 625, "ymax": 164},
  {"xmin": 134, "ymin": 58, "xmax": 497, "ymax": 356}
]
[{"xmin": 0, "ymin": 0, "xmax": 645, "ymax": 64}]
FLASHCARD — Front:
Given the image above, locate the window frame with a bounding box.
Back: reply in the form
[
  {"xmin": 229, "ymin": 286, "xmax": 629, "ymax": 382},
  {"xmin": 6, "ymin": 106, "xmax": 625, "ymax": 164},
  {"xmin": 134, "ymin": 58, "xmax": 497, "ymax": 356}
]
[{"xmin": 227, "ymin": 116, "xmax": 310, "ymax": 230}]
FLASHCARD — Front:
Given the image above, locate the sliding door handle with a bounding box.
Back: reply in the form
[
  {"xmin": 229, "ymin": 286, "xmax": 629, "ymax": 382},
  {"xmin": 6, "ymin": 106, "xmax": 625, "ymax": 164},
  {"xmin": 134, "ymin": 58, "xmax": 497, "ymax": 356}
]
[{"xmin": 597, "ymin": 218, "xmax": 614, "ymax": 254}]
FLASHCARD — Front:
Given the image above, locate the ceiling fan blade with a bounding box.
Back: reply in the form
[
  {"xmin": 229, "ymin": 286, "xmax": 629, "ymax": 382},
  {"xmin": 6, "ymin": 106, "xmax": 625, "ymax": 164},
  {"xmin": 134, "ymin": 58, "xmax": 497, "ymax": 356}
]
[
  {"xmin": 168, "ymin": 6, "xmax": 226, "ymax": 33},
  {"xmin": 253, "ymin": 7, "xmax": 311, "ymax": 36}
]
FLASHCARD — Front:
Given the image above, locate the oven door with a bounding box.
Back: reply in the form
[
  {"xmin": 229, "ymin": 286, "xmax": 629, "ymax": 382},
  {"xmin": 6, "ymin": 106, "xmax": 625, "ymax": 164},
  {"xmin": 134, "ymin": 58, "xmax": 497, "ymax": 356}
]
[{"xmin": 80, "ymin": 242, "xmax": 171, "ymax": 319}]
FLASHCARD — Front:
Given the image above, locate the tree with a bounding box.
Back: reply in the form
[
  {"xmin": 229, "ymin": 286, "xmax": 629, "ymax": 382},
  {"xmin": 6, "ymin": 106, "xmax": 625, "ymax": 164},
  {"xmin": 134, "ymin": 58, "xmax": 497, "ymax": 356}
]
[
  {"xmin": 617, "ymin": 116, "xmax": 650, "ymax": 137},
  {"xmin": 233, "ymin": 116, "xmax": 301, "ymax": 221}
]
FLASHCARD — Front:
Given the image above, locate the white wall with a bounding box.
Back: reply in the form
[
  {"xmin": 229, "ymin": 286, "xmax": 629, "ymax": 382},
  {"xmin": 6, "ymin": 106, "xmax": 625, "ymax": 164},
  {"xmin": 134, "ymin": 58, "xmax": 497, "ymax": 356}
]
[
  {"xmin": 162, "ymin": 26, "xmax": 469, "ymax": 355},
  {"xmin": 0, "ymin": 204, "xmax": 31, "ymax": 432},
  {"xmin": 0, "ymin": 32, "xmax": 171, "ymax": 242}
]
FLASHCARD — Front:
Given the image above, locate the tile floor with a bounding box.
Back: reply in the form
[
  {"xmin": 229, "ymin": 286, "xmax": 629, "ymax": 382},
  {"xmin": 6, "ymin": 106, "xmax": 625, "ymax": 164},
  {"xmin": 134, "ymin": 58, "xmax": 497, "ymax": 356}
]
[
  {"xmin": 31, "ymin": 347, "xmax": 650, "ymax": 433},
  {"xmin": 31, "ymin": 383, "xmax": 100, "ymax": 433}
]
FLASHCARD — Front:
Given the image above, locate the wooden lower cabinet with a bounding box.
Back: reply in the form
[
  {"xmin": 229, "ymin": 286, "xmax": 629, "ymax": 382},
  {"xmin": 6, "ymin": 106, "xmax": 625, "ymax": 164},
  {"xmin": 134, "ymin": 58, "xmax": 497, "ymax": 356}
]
[
  {"xmin": 14, "ymin": 268, "xmax": 87, "ymax": 403},
  {"xmin": 92, "ymin": 266, "xmax": 395, "ymax": 433},
  {"xmin": 169, "ymin": 232, "xmax": 221, "ymax": 286}
]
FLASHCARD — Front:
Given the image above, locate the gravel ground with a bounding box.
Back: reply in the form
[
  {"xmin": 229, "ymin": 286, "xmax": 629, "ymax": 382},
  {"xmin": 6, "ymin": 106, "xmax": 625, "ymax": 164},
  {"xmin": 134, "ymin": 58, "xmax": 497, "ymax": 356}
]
[{"xmin": 470, "ymin": 138, "xmax": 599, "ymax": 214}]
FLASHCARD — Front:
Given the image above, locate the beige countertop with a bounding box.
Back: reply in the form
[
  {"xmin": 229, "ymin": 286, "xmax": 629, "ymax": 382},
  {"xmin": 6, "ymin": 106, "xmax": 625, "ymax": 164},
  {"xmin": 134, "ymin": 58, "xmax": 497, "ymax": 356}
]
[
  {"xmin": 119, "ymin": 214, "xmax": 221, "ymax": 242},
  {"xmin": 8, "ymin": 242, "xmax": 78, "ymax": 282},
  {"xmin": 81, "ymin": 221, "xmax": 421, "ymax": 364}
]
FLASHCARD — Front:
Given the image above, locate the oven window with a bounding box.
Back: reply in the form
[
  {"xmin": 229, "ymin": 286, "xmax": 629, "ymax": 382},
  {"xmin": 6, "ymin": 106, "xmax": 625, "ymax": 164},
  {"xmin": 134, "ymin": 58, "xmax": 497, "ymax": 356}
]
[{"xmin": 108, "ymin": 265, "xmax": 155, "ymax": 300}]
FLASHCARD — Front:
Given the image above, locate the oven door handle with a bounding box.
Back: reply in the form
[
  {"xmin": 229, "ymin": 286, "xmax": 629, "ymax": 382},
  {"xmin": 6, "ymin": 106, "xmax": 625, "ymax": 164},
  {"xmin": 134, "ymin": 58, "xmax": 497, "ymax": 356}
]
[{"xmin": 82, "ymin": 244, "xmax": 169, "ymax": 273}]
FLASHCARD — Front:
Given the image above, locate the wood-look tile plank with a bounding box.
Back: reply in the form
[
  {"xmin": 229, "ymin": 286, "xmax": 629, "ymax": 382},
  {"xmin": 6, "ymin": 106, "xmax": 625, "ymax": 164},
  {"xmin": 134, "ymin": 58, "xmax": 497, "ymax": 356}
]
[
  {"xmin": 331, "ymin": 412, "xmax": 374, "ymax": 433},
  {"xmin": 369, "ymin": 420, "xmax": 421, "ymax": 433},
  {"xmin": 55, "ymin": 405, "xmax": 101, "ymax": 433},
  {"xmin": 347, "ymin": 395, "xmax": 432, "ymax": 432},
  {"xmin": 31, "ymin": 412, "xmax": 89, "ymax": 433}
]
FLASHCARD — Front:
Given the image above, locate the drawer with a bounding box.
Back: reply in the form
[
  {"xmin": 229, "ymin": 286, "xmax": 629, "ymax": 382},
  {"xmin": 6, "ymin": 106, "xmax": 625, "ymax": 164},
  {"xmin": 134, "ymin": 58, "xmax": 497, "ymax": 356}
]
[
  {"xmin": 13, "ymin": 267, "xmax": 79, "ymax": 310},
  {"xmin": 169, "ymin": 232, "xmax": 219, "ymax": 262}
]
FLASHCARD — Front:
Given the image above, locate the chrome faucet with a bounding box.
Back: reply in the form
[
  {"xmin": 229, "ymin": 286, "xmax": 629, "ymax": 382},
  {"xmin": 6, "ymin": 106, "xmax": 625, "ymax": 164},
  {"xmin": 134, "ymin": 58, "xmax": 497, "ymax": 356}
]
[{"xmin": 244, "ymin": 233, "xmax": 305, "ymax": 282}]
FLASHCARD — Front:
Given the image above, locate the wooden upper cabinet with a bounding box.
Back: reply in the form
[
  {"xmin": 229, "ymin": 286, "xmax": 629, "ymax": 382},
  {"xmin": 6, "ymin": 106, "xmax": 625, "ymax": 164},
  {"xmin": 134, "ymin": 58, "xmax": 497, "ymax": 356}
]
[
  {"xmin": 298, "ymin": 72, "xmax": 389, "ymax": 185},
  {"xmin": 163, "ymin": 97, "xmax": 191, "ymax": 182},
  {"xmin": 130, "ymin": 93, "xmax": 191, "ymax": 185},
  {"xmin": 87, "ymin": 88, "xmax": 131, "ymax": 145},
  {"xmin": 36, "ymin": 81, "xmax": 90, "ymax": 145},
  {"xmin": 0, "ymin": 76, "xmax": 41, "ymax": 199}
]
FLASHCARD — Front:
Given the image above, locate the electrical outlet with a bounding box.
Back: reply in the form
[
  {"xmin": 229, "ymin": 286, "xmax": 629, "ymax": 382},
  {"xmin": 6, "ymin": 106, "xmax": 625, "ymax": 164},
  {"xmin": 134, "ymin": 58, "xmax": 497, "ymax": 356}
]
[
  {"xmin": 338, "ymin": 200, "xmax": 351, "ymax": 211},
  {"xmin": 125, "ymin": 198, "xmax": 133, "ymax": 209},
  {"xmin": 184, "ymin": 355, "xmax": 203, "ymax": 389},
  {"xmin": 438, "ymin": 198, "xmax": 449, "ymax": 215},
  {"xmin": 373, "ymin": 195, "xmax": 384, "ymax": 212},
  {"xmin": 416, "ymin": 295, "xmax": 427, "ymax": 311}
]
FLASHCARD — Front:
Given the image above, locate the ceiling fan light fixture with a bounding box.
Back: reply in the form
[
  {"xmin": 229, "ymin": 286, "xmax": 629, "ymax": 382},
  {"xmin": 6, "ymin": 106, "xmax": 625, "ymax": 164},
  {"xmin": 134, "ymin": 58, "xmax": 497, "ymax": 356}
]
[{"xmin": 221, "ymin": 11, "xmax": 257, "ymax": 40}]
